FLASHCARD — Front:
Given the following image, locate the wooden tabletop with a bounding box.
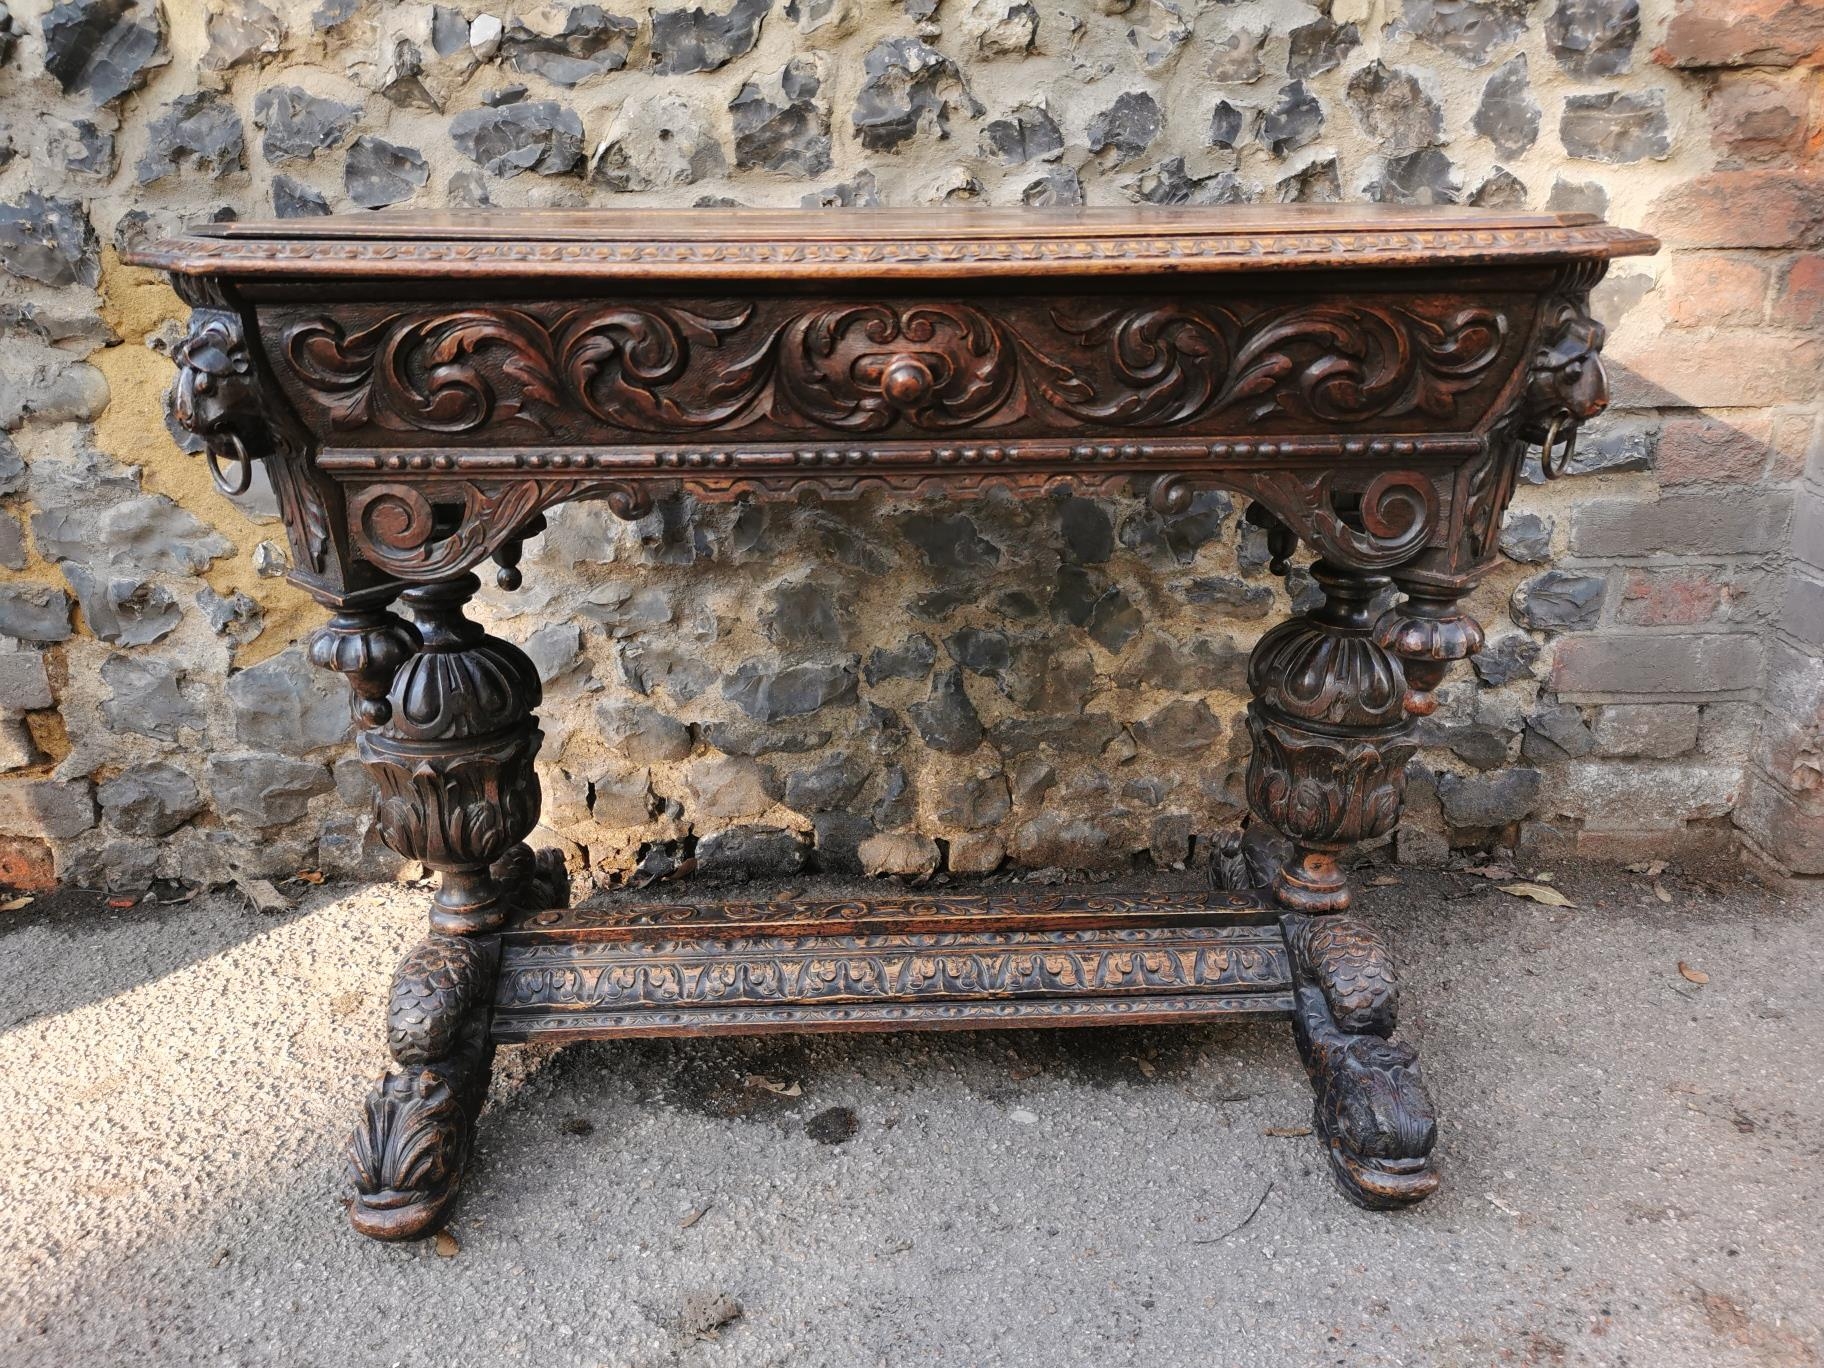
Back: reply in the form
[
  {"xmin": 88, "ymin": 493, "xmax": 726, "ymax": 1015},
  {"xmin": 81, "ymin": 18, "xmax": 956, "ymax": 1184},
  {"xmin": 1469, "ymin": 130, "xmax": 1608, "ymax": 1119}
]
[{"xmin": 125, "ymin": 204, "xmax": 1659, "ymax": 282}]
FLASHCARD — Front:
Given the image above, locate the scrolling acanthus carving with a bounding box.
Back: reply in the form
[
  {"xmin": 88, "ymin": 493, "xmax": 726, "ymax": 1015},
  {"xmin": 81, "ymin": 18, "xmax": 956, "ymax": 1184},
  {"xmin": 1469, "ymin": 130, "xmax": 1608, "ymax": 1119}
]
[{"xmin": 276, "ymin": 296, "xmax": 1513, "ymax": 441}]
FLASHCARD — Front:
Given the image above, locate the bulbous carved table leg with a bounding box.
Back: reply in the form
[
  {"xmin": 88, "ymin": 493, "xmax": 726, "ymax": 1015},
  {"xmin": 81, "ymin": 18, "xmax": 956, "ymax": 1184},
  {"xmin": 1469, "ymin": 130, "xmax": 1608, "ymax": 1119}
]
[
  {"xmin": 1212, "ymin": 557, "xmax": 1480, "ymax": 1209},
  {"xmin": 1242, "ymin": 561, "xmax": 1417, "ymax": 913},
  {"xmin": 312, "ymin": 572, "xmax": 569, "ymax": 1239}
]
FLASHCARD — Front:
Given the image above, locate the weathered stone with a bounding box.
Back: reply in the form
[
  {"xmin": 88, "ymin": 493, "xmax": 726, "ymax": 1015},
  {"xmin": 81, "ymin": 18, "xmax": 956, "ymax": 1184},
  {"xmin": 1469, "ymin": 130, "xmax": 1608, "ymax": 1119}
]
[
  {"xmin": 0, "ymin": 4, "xmax": 20, "ymax": 65},
  {"xmin": 944, "ymin": 627, "xmax": 1012, "ymax": 675},
  {"xmin": 1008, "ymin": 754, "xmax": 1055, "ymax": 806},
  {"xmin": 0, "ymin": 435, "xmax": 21, "ymax": 496},
  {"xmin": 272, "ymin": 174, "xmax": 330, "ymax": 218},
  {"xmin": 590, "ymin": 92, "xmax": 724, "ymax": 189},
  {"xmin": 1346, "ymin": 60, "xmax": 1442, "ymax": 155},
  {"xmin": 872, "ymin": 762, "xmax": 915, "ymax": 828},
  {"xmin": 1113, "ymin": 631, "xmax": 1247, "ymax": 693},
  {"xmin": 0, "ymin": 778, "xmax": 96, "ymax": 839},
  {"xmin": 1421, "ymin": 721, "xmax": 1511, "ymax": 770},
  {"xmin": 724, "ymin": 659, "xmax": 856, "ymax": 721},
  {"xmin": 1009, "ymin": 812, "xmax": 1117, "ymax": 868},
  {"xmin": 1546, "ymin": 0, "xmax": 1637, "ymax": 77},
  {"xmin": 947, "ymin": 831, "xmax": 1005, "ymax": 875},
  {"xmin": 1436, "ymin": 768, "xmax": 1542, "ymax": 827},
  {"xmin": 523, "ymin": 623, "xmax": 583, "ymax": 683},
  {"xmin": 205, "ymin": 752, "xmax": 332, "ymax": 828},
  {"xmin": 39, "ymin": 117, "xmax": 116, "ymax": 179},
  {"xmin": 451, "ymin": 100, "xmax": 583, "ymax": 177},
  {"xmin": 783, "ymin": 751, "xmax": 868, "ymax": 812},
  {"xmin": 136, "ymin": 91, "xmax": 244, "ymax": 184},
  {"xmin": 761, "ymin": 577, "xmax": 851, "ymax": 649},
  {"xmin": 1591, "ymin": 703, "xmax": 1700, "ymax": 759},
  {"xmin": 1122, "ymin": 0, "xmax": 1187, "ymax": 70},
  {"xmin": 0, "ymin": 586, "xmax": 72, "ymax": 644},
  {"xmin": 253, "ymin": 86, "xmax": 359, "ymax": 164},
  {"xmin": 1522, "ymin": 701, "xmax": 1595, "ymax": 762},
  {"xmin": 1261, "ymin": 80, "xmax": 1323, "ymax": 156},
  {"xmin": 1500, "ymin": 510, "xmax": 1554, "ymax": 563},
  {"xmin": 899, "ymin": 510, "xmax": 999, "ymax": 569},
  {"xmin": 1471, "ymin": 634, "xmax": 1542, "ymax": 687},
  {"xmin": 864, "ymin": 633, "xmax": 936, "ymax": 684},
  {"xmin": 0, "ymin": 512, "xmax": 23, "ymax": 572},
  {"xmin": 1209, "ymin": 99, "xmax": 1249, "ymax": 150},
  {"xmin": 682, "ymin": 754, "xmax": 781, "ymax": 819},
  {"xmin": 1398, "ymin": 0, "xmax": 1530, "ymax": 66},
  {"xmin": 802, "ymin": 170, "xmax": 881, "ymax": 209},
  {"xmin": 989, "ymin": 713, "xmax": 1124, "ymax": 757},
  {"xmin": 1088, "ymin": 90, "xmax": 1161, "ymax": 166},
  {"xmin": 1473, "ymin": 54, "xmax": 1539, "ymax": 155},
  {"xmin": 1287, "ymin": 15, "xmax": 1359, "ymax": 77},
  {"xmin": 98, "ymin": 762, "xmax": 203, "ymax": 838},
  {"xmin": 36, "ymin": 494, "xmax": 232, "ymax": 578},
  {"xmin": 42, "ymin": 0, "xmax": 167, "ymax": 106},
  {"xmin": 1128, "ymin": 157, "xmax": 1244, "ymax": 205},
  {"xmin": 61, "ymin": 563, "xmax": 180, "ymax": 647},
  {"xmin": 204, "ymin": 0, "xmax": 285, "ymax": 70},
  {"xmin": 982, "ymin": 104, "xmax": 1062, "ymax": 164},
  {"xmin": 1130, "ymin": 685, "xmax": 1224, "ymax": 749},
  {"xmin": 999, "ymin": 640, "xmax": 1096, "ymax": 711},
  {"xmin": 1561, "ymin": 91, "xmax": 1671, "ymax": 164},
  {"xmin": 598, "ymin": 701, "xmax": 693, "ymax": 763},
  {"xmin": 0, "ymin": 193, "xmax": 100, "ymax": 288},
  {"xmin": 695, "ymin": 824, "xmax": 808, "ymax": 881},
  {"xmin": 909, "ymin": 666, "xmax": 984, "ymax": 755},
  {"xmin": 1126, "ymin": 491, "xmax": 1233, "ymax": 564},
  {"xmin": 1471, "ymin": 167, "xmax": 1529, "ymax": 206},
  {"xmin": 227, "ymin": 648, "xmax": 352, "ymax": 754},
  {"xmin": 344, "ymin": 135, "xmax": 428, "ymax": 208},
  {"xmin": 1512, "ymin": 569, "xmax": 1607, "ymax": 631},
  {"xmin": 854, "ymin": 37, "xmax": 981, "ymax": 151},
  {"xmin": 1367, "ymin": 148, "xmax": 1461, "ymax": 204},
  {"xmin": 100, "ymin": 654, "xmax": 202, "ymax": 740},
  {"xmin": 501, "ymin": 4, "xmax": 636, "ymax": 85},
  {"xmin": 651, "ymin": 0, "xmax": 768, "ymax": 75},
  {"xmin": 730, "ymin": 58, "xmax": 832, "ymax": 176},
  {"xmin": 1205, "ymin": 26, "xmax": 1264, "ymax": 82},
  {"xmin": 0, "ymin": 652, "xmax": 52, "ymax": 713},
  {"xmin": 809, "ymin": 811, "xmax": 873, "ymax": 875},
  {"xmin": 1022, "ymin": 167, "xmax": 1083, "ymax": 207},
  {"xmin": 1051, "ymin": 566, "xmax": 1142, "ymax": 653},
  {"xmin": 936, "ymin": 772, "xmax": 1010, "ymax": 829},
  {"xmin": 858, "ymin": 830, "xmax": 940, "ymax": 877},
  {"xmin": 1547, "ymin": 177, "xmax": 1609, "ymax": 217},
  {"xmin": 1550, "ymin": 760, "xmax": 1739, "ymax": 831}
]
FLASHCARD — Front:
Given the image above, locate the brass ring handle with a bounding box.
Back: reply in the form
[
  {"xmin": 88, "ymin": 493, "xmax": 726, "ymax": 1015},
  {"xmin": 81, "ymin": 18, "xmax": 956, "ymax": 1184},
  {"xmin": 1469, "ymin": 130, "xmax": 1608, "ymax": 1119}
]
[
  {"xmin": 206, "ymin": 431, "xmax": 255, "ymax": 497},
  {"xmin": 1538, "ymin": 408, "xmax": 1578, "ymax": 481}
]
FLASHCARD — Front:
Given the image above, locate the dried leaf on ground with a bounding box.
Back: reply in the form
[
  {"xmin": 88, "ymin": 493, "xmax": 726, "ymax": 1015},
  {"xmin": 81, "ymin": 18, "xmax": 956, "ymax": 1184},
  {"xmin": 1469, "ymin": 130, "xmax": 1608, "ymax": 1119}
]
[
  {"xmin": 744, "ymin": 1074, "xmax": 802, "ymax": 1097},
  {"xmin": 1, "ymin": 895, "xmax": 35, "ymax": 912},
  {"xmin": 679, "ymin": 1204, "xmax": 711, "ymax": 1229},
  {"xmin": 1653, "ymin": 882, "xmax": 1673, "ymax": 904},
  {"xmin": 1368, "ymin": 875, "xmax": 1402, "ymax": 887},
  {"xmin": 1627, "ymin": 860, "xmax": 1668, "ymax": 878},
  {"xmin": 432, "ymin": 1231, "xmax": 459, "ymax": 1258},
  {"xmin": 1498, "ymin": 882, "xmax": 1574, "ymax": 908},
  {"xmin": 235, "ymin": 877, "xmax": 294, "ymax": 914},
  {"xmin": 1127, "ymin": 1055, "xmax": 1158, "ymax": 1079},
  {"xmin": 1678, "ymin": 962, "xmax": 1710, "ymax": 985},
  {"xmin": 1262, "ymin": 1125, "xmax": 1312, "ymax": 1138},
  {"xmin": 289, "ymin": 870, "xmax": 326, "ymax": 885}
]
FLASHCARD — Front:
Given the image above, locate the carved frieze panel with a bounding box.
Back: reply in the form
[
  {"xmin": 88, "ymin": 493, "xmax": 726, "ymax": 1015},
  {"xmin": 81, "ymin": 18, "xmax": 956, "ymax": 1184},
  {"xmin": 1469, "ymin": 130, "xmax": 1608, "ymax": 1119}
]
[{"xmin": 264, "ymin": 291, "xmax": 1533, "ymax": 447}]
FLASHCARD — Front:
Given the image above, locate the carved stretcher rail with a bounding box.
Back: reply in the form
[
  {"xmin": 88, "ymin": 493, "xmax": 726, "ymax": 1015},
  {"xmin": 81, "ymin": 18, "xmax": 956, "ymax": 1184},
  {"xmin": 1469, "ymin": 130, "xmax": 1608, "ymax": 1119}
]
[{"xmin": 125, "ymin": 205, "xmax": 1658, "ymax": 1241}]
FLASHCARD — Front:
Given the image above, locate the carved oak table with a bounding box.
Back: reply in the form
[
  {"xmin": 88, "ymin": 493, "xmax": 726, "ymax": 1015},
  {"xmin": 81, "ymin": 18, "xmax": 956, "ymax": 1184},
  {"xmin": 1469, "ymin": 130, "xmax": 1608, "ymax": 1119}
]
[{"xmin": 126, "ymin": 205, "xmax": 1656, "ymax": 1239}]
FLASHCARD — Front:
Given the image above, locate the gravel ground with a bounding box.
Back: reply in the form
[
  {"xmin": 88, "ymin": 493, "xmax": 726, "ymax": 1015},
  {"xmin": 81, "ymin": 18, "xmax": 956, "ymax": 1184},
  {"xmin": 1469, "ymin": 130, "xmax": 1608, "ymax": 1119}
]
[{"xmin": 1, "ymin": 858, "xmax": 1818, "ymax": 1368}]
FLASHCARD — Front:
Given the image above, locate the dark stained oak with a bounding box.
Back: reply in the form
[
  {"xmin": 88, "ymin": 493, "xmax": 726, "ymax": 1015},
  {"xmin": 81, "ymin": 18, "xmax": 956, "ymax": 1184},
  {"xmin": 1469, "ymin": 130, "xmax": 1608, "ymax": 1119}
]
[{"xmin": 125, "ymin": 205, "xmax": 1658, "ymax": 1241}]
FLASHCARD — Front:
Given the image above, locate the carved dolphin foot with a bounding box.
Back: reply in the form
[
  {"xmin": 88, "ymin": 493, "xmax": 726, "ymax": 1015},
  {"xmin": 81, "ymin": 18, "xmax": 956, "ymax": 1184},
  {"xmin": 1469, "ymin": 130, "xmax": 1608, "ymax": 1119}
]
[
  {"xmin": 347, "ymin": 934, "xmax": 499, "ymax": 1240},
  {"xmin": 1283, "ymin": 912, "xmax": 1439, "ymax": 1210},
  {"xmin": 491, "ymin": 842, "xmax": 572, "ymax": 914},
  {"xmin": 1209, "ymin": 823, "xmax": 1292, "ymax": 894}
]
